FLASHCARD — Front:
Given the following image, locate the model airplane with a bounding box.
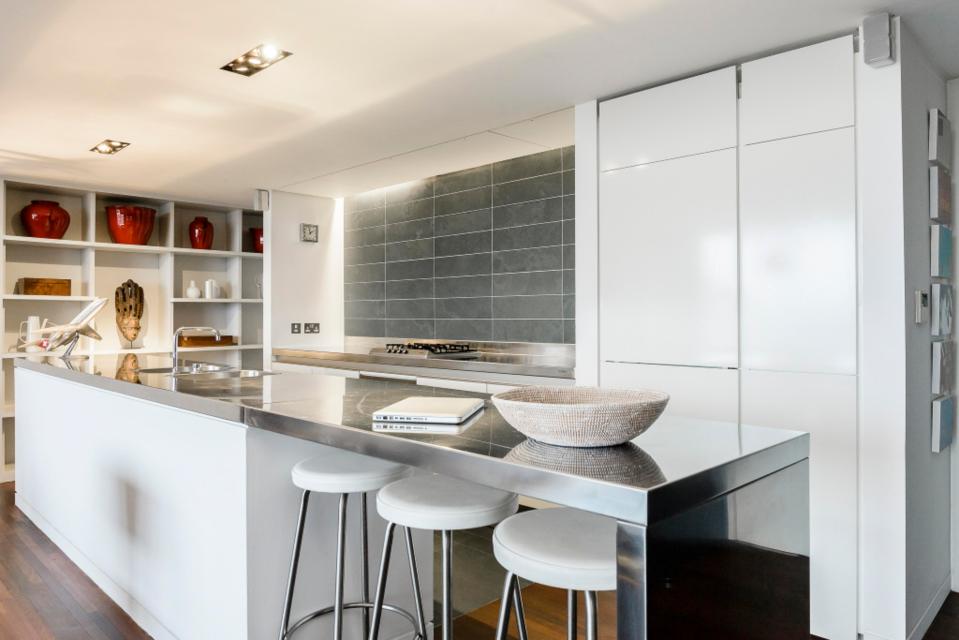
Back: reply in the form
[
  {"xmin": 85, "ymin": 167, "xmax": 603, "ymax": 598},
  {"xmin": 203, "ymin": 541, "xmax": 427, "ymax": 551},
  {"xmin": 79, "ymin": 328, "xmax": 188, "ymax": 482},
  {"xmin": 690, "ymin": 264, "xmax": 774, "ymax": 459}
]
[{"xmin": 16, "ymin": 298, "xmax": 109, "ymax": 357}]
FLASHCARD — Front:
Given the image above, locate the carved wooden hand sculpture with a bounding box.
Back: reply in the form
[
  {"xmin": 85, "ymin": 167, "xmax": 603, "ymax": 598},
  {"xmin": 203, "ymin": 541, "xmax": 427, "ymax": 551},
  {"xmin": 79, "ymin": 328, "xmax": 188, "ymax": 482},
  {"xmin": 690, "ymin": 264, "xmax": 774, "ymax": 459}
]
[{"xmin": 115, "ymin": 279, "xmax": 144, "ymax": 345}]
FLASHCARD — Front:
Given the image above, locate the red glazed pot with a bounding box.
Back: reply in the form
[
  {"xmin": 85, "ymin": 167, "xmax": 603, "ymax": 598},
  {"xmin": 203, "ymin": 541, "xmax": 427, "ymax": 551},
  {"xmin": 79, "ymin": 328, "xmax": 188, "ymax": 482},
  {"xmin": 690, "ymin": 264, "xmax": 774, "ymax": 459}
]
[
  {"xmin": 106, "ymin": 205, "xmax": 156, "ymax": 245},
  {"xmin": 189, "ymin": 216, "xmax": 214, "ymax": 249},
  {"xmin": 250, "ymin": 227, "xmax": 264, "ymax": 253},
  {"xmin": 21, "ymin": 200, "xmax": 70, "ymax": 239}
]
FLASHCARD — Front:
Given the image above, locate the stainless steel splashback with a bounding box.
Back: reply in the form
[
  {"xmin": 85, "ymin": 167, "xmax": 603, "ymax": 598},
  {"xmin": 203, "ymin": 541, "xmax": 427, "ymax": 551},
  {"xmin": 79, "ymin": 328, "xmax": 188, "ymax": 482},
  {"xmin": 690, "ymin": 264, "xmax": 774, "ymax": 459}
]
[{"xmin": 345, "ymin": 336, "xmax": 575, "ymax": 367}]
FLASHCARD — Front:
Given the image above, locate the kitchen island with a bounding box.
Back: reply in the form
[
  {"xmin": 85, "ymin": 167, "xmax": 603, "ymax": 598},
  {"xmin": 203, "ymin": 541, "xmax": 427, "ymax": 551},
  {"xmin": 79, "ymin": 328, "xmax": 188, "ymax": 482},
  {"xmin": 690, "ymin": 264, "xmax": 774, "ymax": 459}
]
[{"xmin": 15, "ymin": 355, "xmax": 810, "ymax": 640}]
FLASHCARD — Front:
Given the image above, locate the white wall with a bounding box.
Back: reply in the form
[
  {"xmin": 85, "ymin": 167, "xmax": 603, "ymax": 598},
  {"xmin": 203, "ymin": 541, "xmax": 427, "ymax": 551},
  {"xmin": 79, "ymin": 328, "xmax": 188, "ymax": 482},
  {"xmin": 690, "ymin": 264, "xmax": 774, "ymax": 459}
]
[
  {"xmin": 856, "ymin": 18, "xmax": 908, "ymax": 640},
  {"xmin": 267, "ymin": 190, "xmax": 344, "ymax": 354},
  {"xmin": 899, "ymin": 23, "xmax": 952, "ymax": 640},
  {"xmin": 855, "ymin": 18, "xmax": 956, "ymax": 640}
]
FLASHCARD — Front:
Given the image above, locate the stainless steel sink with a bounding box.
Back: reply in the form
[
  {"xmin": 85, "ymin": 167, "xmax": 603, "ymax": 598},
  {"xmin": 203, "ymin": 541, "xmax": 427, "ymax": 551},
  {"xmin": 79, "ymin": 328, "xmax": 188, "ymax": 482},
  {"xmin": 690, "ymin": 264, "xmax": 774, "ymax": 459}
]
[
  {"xmin": 168, "ymin": 369, "xmax": 277, "ymax": 398},
  {"xmin": 137, "ymin": 363, "xmax": 234, "ymax": 376},
  {"xmin": 190, "ymin": 369, "xmax": 276, "ymax": 380}
]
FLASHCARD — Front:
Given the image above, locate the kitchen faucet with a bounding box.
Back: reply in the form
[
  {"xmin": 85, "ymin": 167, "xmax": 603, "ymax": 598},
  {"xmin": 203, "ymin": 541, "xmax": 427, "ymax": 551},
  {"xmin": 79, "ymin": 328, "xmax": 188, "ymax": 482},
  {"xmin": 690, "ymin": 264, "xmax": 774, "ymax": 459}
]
[{"xmin": 173, "ymin": 326, "xmax": 221, "ymax": 366}]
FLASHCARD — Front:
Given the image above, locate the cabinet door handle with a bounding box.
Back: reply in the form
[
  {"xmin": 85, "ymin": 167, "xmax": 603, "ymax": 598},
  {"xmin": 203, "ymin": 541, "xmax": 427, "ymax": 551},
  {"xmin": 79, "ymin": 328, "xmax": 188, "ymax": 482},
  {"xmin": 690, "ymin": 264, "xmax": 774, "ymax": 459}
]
[{"xmin": 359, "ymin": 371, "xmax": 417, "ymax": 382}]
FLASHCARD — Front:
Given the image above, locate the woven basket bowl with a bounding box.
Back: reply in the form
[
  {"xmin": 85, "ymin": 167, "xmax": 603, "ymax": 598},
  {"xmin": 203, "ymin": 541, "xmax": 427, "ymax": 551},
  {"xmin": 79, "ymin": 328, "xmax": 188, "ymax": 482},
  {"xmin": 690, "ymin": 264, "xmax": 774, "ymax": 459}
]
[{"xmin": 491, "ymin": 386, "xmax": 669, "ymax": 448}]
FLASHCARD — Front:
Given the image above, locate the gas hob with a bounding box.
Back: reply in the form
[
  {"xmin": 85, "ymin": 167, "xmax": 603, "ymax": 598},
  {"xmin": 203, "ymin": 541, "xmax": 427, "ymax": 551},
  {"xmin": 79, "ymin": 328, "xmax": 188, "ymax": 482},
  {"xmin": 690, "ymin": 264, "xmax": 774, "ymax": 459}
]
[{"xmin": 369, "ymin": 342, "xmax": 479, "ymax": 360}]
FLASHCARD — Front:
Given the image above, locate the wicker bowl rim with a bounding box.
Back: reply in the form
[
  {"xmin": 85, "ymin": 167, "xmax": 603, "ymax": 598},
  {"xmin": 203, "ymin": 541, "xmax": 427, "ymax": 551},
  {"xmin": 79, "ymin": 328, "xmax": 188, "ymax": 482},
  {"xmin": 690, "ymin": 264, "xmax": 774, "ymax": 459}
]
[{"xmin": 491, "ymin": 386, "xmax": 669, "ymax": 408}]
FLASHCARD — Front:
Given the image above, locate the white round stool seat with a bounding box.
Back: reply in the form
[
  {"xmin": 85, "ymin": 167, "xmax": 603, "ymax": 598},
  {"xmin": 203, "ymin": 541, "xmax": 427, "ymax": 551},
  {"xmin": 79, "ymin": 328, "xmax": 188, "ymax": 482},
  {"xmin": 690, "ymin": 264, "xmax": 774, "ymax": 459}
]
[
  {"xmin": 377, "ymin": 475, "xmax": 518, "ymax": 531},
  {"xmin": 292, "ymin": 449, "xmax": 410, "ymax": 494},
  {"xmin": 493, "ymin": 508, "xmax": 617, "ymax": 592}
]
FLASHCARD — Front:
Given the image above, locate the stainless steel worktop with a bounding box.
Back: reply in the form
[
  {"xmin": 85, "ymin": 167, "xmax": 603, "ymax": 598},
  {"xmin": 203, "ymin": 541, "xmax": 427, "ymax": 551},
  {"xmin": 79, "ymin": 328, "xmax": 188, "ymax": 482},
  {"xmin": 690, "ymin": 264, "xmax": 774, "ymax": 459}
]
[{"xmin": 16, "ymin": 354, "xmax": 807, "ymax": 527}]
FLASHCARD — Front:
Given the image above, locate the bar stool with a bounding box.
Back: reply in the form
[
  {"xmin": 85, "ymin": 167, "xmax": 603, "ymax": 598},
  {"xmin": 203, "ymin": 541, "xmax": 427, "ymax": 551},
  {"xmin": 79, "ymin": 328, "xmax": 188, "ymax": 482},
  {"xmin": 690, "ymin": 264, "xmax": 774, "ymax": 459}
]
[
  {"xmin": 279, "ymin": 449, "xmax": 416, "ymax": 640},
  {"xmin": 492, "ymin": 508, "xmax": 617, "ymax": 640},
  {"xmin": 368, "ymin": 474, "xmax": 520, "ymax": 640}
]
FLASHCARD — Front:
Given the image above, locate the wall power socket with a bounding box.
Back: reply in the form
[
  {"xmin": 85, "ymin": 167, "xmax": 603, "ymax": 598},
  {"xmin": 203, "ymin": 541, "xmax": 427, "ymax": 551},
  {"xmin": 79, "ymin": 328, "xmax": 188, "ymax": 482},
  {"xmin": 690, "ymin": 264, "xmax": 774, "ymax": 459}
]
[{"xmin": 304, "ymin": 323, "xmax": 320, "ymax": 334}]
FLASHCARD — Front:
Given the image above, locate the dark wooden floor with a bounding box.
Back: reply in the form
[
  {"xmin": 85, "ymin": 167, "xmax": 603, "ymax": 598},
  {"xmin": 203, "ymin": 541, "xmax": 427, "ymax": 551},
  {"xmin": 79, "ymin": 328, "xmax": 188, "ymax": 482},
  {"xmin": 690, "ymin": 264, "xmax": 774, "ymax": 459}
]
[
  {"xmin": 452, "ymin": 589, "xmax": 959, "ymax": 640},
  {"xmin": 0, "ymin": 482, "xmax": 150, "ymax": 639},
  {"xmin": 926, "ymin": 591, "xmax": 959, "ymax": 640},
  {"xmin": 1, "ymin": 480, "xmax": 957, "ymax": 640},
  {"xmin": 450, "ymin": 587, "xmax": 617, "ymax": 639}
]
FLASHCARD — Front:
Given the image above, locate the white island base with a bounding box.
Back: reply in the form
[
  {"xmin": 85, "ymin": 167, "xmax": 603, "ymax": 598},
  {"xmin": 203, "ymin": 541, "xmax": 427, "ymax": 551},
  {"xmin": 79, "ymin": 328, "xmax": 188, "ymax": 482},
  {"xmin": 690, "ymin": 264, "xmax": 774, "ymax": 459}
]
[{"xmin": 15, "ymin": 367, "xmax": 432, "ymax": 640}]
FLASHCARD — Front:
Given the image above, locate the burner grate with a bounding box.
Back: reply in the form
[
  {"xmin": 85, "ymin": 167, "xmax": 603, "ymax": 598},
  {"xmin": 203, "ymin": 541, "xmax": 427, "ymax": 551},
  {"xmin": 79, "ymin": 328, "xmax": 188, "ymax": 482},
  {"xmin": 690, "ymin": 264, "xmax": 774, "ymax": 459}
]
[{"xmin": 372, "ymin": 342, "xmax": 479, "ymax": 359}]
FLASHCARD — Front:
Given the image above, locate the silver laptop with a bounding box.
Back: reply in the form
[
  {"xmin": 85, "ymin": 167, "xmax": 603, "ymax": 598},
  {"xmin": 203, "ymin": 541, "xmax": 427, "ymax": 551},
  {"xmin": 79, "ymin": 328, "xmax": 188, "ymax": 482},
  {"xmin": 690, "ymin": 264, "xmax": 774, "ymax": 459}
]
[
  {"xmin": 373, "ymin": 410, "xmax": 484, "ymax": 434},
  {"xmin": 373, "ymin": 396, "xmax": 484, "ymax": 424}
]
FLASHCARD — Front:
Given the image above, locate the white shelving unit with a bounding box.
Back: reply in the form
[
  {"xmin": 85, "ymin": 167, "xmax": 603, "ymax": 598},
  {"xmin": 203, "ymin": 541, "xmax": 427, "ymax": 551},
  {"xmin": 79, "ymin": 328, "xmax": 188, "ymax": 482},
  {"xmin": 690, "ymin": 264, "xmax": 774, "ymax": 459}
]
[{"xmin": 0, "ymin": 177, "xmax": 265, "ymax": 482}]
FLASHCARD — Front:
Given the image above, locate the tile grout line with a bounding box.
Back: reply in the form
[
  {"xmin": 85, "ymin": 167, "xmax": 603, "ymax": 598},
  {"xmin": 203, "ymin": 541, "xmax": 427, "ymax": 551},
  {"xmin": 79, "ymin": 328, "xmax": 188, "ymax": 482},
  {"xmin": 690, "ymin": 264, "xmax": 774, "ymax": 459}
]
[
  {"xmin": 344, "ymin": 162, "xmax": 567, "ymax": 216},
  {"xmin": 490, "ymin": 164, "xmax": 494, "ymax": 341},
  {"xmin": 347, "ymin": 243, "xmax": 568, "ymax": 268},
  {"xmin": 349, "ymin": 268, "xmax": 574, "ymax": 284},
  {"xmin": 382, "ymin": 202, "xmax": 387, "ymax": 335},
  {"xmin": 350, "ymin": 294, "xmax": 566, "ymax": 306},
  {"xmin": 346, "ymin": 192, "xmax": 569, "ymax": 233},
  {"xmin": 346, "ymin": 261, "xmax": 568, "ymax": 282},
  {"xmin": 346, "ymin": 216, "xmax": 575, "ymax": 259},
  {"xmin": 432, "ymin": 178, "xmax": 436, "ymax": 339}
]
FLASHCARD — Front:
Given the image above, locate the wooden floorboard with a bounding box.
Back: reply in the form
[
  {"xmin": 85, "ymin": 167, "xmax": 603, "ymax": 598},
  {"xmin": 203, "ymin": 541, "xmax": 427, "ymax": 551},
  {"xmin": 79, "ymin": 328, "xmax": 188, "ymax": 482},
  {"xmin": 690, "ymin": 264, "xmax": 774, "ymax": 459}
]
[
  {"xmin": 449, "ymin": 585, "xmax": 617, "ymax": 639},
  {"xmin": 925, "ymin": 590, "xmax": 959, "ymax": 640},
  {"xmin": 0, "ymin": 483, "xmax": 151, "ymax": 640},
  {"xmin": 450, "ymin": 579, "xmax": 959, "ymax": 640},
  {"xmin": 1, "ymin": 480, "xmax": 958, "ymax": 639}
]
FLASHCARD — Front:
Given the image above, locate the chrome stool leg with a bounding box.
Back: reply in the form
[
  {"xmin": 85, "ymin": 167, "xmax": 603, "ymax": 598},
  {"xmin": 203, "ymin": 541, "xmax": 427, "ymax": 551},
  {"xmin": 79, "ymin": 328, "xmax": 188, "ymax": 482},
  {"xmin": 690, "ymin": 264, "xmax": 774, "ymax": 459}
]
[
  {"xmin": 584, "ymin": 591, "xmax": 598, "ymax": 640},
  {"xmin": 404, "ymin": 527, "xmax": 428, "ymax": 638},
  {"xmin": 368, "ymin": 522, "xmax": 397, "ymax": 640},
  {"xmin": 494, "ymin": 571, "xmax": 516, "ymax": 640},
  {"xmin": 282, "ymin": 493, "xmax": 422, "ymax": 640},
  {"xmin": 279, "ymin": 490, "xmax": 310, "ymax": 640},
  {"xmin": 511, "ymin": 575, "xmax": 529, "ymax": 640},
  {"xmin": 333, "ymin": 493, "xmax": 349, "ymax": 640},
  {"xmin": 567, "ymin": 590, "xmax": 578, "ymax": 640},
  {"xmin": 494, "ymin": 573, "xmax": 529, "ymax": 640},
  {"xmin": 441, "ymin": 530, "xmax": 453, "ymax": 640},
  {"xmin": 361, "ymin": 492, "xmax": 370, "ymax": 639},
  {"xmin": 369, "ymin": 523, "xmax": 429, "ymax": 640}
]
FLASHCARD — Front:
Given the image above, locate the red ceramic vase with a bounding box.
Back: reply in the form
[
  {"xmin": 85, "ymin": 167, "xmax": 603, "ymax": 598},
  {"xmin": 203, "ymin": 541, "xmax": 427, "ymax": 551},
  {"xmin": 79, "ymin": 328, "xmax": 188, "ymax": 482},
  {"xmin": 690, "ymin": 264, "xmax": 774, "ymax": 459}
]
[
  {"xmin": 250, "ymin": 227, "xmax": 264, "ymax": 253},
  {"xmin": 189, "ymin": 216, "xmax": 214, "ymax": 250},
  {"xmin": 21, "ymin": 200, "xmax": 70, "ymax": 239},
  {"xmin": 106, "ymin": 205, "xmax": 156, "ymax": 245}
]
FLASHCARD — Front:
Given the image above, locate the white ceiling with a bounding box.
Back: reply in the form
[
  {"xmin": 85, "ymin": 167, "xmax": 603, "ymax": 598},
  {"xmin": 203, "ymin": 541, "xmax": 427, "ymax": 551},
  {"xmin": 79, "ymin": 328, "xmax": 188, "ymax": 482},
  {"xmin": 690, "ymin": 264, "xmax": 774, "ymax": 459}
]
[
  {"xmin": 284, "ymin": 108, "xmax": 575, "ymax": 196},
  {"xmin": 0, "ymin": 0, "xmax": 957, "ymax": 207}
]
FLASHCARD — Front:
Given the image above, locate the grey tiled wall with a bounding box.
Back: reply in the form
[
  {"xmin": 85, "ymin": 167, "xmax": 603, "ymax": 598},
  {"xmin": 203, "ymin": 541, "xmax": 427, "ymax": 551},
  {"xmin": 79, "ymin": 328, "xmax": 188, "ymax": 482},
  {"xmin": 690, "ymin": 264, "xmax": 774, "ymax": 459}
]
[{"xmin": 344, "ymin": 146, "xmax": 575, "ymax": 344}]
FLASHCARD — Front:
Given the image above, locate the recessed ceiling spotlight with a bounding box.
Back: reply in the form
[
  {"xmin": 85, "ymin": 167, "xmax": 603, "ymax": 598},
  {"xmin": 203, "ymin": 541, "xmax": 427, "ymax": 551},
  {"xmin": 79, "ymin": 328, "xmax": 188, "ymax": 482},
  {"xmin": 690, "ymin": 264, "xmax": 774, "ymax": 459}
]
[
  {"xmin": 221, "ymin": 44, "xmax": 291, "ymax": 77},
  {"xmin": 89, "ymin": 139, "xmax": 130, "ymax": 155}
]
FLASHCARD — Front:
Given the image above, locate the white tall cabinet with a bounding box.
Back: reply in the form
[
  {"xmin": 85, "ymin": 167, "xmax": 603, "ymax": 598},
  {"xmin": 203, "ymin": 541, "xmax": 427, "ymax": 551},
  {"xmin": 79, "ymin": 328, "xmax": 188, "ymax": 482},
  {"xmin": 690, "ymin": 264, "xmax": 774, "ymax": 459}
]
[
  {"xmin": 597, "ymin": 37, "xmax": 858, "ymax": 639},
  {"xmin": 739, "ymin": 38, "xmax": 857, "ymax": 640},
  {"xmin": 598, "ymin": 67, "xmax": 740, "ymax": 421}
]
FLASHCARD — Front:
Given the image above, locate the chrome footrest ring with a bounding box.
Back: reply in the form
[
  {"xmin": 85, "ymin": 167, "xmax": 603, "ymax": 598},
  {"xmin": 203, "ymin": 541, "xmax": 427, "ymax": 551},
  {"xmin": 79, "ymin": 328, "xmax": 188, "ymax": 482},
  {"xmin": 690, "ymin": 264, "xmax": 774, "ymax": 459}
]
[{"xmin": 283, "ymin": 601, "xmax": 425, "ymax": 639}]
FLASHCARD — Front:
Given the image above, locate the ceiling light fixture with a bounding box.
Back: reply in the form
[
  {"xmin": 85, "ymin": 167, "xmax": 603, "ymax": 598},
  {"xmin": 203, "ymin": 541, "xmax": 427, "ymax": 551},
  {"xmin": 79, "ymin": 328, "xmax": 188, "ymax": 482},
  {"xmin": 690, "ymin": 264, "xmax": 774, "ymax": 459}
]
[
  {"xmin": 221, "ymin": 44, "xmax": 291, "ymax": 77},
  {"xmin": 89, "ymin": 139, "xmax": 130, "ymax": 155}
]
